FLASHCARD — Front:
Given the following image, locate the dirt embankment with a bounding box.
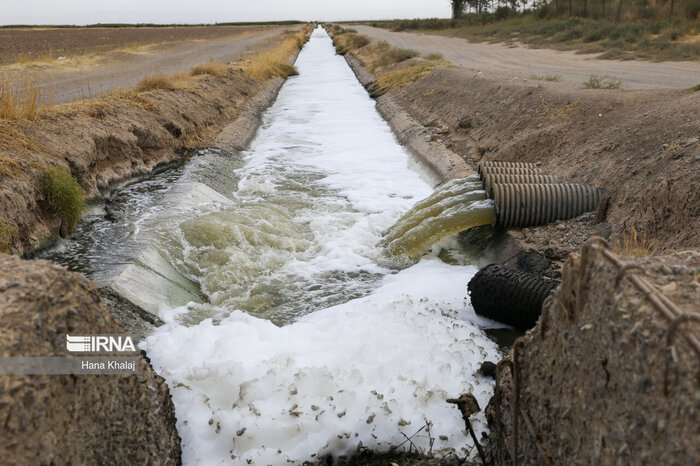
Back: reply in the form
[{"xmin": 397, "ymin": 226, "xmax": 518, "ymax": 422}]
[
  {"xmin": 0, "ymin": 24, "xmax": 313, "ymax": 256},
  {"xmin": 0, "ymin": 254, "xmax": 181, "ymax": 464},
  {"xmin": 391, "ymin": 68, "xmax": 699, "ymax": 253},
  {"xmin": 339, "ymin": 32, "xmax": 699, "ymax": 261},
  {"xmin": 487, "ymin": 239, "xmax": 700, "ymax": 464},
  {"xmin": 0, "ymin": 69, "xmax": 265, "ymax": 254}
]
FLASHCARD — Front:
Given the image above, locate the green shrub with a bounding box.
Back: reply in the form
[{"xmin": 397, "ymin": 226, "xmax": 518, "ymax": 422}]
[
  {"xmin": 0, "ymin": 219, "xmax": 16, "ymax": 253},
  {"xmin": 495, "ymin": 6, "xmax": 515, "ymax": 19},
  {"xmin": 685, "ymin": 0, "xmax": 700, "ymax": 19},
  {"xmin": 692, "ymin": 83, "xmax": 700, "ymax": 91},
  {"xmin": 333, "ymin": 33, "xmax": 370, "ymax": 55},
  {"xmin": 43, "ymin": 167, "xmax": 85, "ymax": 236},
  {"xmin": 376, "ymin": 47, "xmax": 419, "ymax": 68}
]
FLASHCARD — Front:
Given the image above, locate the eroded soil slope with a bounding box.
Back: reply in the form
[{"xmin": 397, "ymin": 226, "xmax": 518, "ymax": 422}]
[
  {"xmin": 0, "ymin": 254, "xmax": 181, "ymax": 464},
  {"xmin": 392, "ymin": 67, "xmax": 700, "ymax": 252},
  {"xmin": 0, "ymin": 69, "xmax": 264, "ymax": 254}
]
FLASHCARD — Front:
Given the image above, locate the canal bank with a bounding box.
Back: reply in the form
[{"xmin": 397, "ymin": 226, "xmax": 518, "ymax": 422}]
[{"xmin": 330, "ymin": 24, "xmax": 700, "ymax": 465}]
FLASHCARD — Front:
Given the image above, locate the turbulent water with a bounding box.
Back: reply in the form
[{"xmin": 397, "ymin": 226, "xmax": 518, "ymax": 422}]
[
  {"xmin": 381, "ymin": 176, "xmax": 494, "ymax": 259},
  {"xmin": 43, "ymin": 26, "xmax": 503, "ymax": 465}
]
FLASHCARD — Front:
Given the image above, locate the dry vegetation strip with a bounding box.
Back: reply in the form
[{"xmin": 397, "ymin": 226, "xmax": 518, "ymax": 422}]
[
  {"xmin": 327, "ymin": 24, "xmax": 453, "ymax": 97},
  {"xmin": 241, "ymin": 27, "xmax": 312, "ymax": 80},
  {"xmin": 0, "ymin": 26, "xmax": 313, "ymax": 254}
]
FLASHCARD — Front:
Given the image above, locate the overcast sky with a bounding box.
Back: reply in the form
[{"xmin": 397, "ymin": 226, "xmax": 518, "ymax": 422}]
[{"xmin": 3, "ymin": 0, "xmax": 451, "ymax": 25}]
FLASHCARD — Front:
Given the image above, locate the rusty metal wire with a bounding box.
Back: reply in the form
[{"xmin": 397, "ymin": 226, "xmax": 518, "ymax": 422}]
[{"xmin": 584, "ymin": 240, "xmax": 700, "ymax": 355}]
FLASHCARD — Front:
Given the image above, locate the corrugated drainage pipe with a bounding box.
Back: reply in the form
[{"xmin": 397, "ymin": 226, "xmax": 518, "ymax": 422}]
[
  {"xmin": 479, "ymin": 166, "xmax": 543, "ymax": 180},
  {"xmin": 483, "ymin": 173, "xmax": 559, "ymax": 197},
  {"xmin": 477, "ymin": 161, "xmax": 538, "ymax": 176},
  {"xmin": 467, "ymin": 264, "xmax": 559, "ymax": 331},
  {"xmin": 492, "ymin": 183, "xmax": 602, "ymax": 228}
]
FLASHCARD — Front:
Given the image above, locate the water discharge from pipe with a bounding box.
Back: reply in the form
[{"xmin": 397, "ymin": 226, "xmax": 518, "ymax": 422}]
[{"xmin": 380, "ymin": 175, "xmax": 494, "ymax": 259}]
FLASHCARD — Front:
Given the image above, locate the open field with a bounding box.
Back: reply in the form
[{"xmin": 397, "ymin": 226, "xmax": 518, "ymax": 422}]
[
  {"xmin": 0, "ymin": 25, "xmax": 292, "ymax": 65},
  {"xmin": 349, "ymin": 24, "xmax": 700, "ymax": 89},
  {"xmin": 0, "ymin": 26, "xmax": 295, "ymax": 104}
]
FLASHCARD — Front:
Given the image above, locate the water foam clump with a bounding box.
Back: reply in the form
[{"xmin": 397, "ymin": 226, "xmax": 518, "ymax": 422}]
[{"xmin": 144, "ymin": 259, "xmax": 500, "ymax": 465}]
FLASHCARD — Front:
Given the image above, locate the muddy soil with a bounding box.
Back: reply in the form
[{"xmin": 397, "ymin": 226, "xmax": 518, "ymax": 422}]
[
  {"xmin": 351, "ymin": 25, "xmax": 700, "ymax": 90},
  {"xmin": 0, "ymin": 254, "xmax": 181, "ymax": 464},
  {"xmin": 2, "ymin": 26, "xmax": 290, "ymax": 104}
]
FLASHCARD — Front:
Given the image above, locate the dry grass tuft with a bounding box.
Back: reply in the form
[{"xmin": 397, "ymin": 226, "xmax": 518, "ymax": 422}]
[
  {"xmin": 242, "ymin": 27, "xmax": 311, "ymax": 81},
  {"xmin": 0, "ymin": 74, "xmax": 51, "ymax": 120},
  {"xmin": 615, "ymin": 225, "xmax": 658, "ymax": 257},
  {"xmin": 371, "ymin": 60, "xmax": 450, "ymax": 97},
  {"xmin": 423, "ymin": 52, "xmax": 444, "ymax": 60},
  {"xmin": 190, "ymin": 60, "xmax": 230, "ymax": 77},
  {"xmin": 0, "ymin": 219, "xmax": 17, "ymax": 254},
  {"xmin": 530, "ymin": 73, "xmax": 561, "ymax": 81},
  {"xmin": 583, "ymin": 74, "xmax": 622, "ymax": 90},
  {"xmin": 135, "ymin": 71, "xmax": 192, "ymax": 92},
  {"xmin": 112, "ymin": 90, "xmax": 158, "ymax": 112}
]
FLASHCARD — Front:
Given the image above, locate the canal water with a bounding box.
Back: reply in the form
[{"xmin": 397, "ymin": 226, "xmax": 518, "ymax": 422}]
[{"xmin": 43, "ymin": 26, "xmax": 502, "ymax": 464}]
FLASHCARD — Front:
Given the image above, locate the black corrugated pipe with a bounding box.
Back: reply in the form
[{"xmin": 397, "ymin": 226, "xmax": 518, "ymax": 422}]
[
  {"xmin": 492, "ymin": 183, "xmax": 602, "ymax": 228},
  {"xmin": 468, "ymin": 264, "xmax": 559, "ymax": 331},
  {"xmin": 483, "ymin": 173, "xmax": 559, "ymax": 197}
]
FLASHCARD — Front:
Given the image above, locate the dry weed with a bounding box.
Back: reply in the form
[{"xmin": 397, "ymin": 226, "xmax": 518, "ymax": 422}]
[
  {"xmin": 372, "ymin": 60, "xmax": 450, "ymax": 97},
  {"xmin": 242, "ymin": 27, "xmax": 311, "ymax": 81},
  {"xmin": 135, "ymin": 72, "xmax": 192, "ymax": 92},
  {"xmin": 0, "ymin": 74, "xmax": 51, "ymax": 120},
  {"xmin": 190, "ymin": 60, "xmax": 230, "ymax": 77},
  {"xmin": 583, "ymin": 74, "xmax": 622, "ymax": 90},
  {"xmin": 615, "ymin": 225, "xmax": 658, "ymax": 257},
  {"xmin": 530, "ymin": 73, "xmax": 561, "ymax": 82}
]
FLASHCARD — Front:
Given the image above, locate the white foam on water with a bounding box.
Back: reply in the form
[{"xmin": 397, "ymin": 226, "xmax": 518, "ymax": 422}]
[
  {"xmin": 143, "ymin": 259, "xmax": 499, "ymax": 465},
  {"xmin": 143, "ymin": 27, "xmax": 502, "ymax": 465}
]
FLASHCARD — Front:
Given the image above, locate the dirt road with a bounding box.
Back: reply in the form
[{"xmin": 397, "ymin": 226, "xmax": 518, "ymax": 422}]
[
  {"xmin": 2, "ymin": 27, "xmax": 289, "ymax": 104},
  {"xmin": 352, "ymin": 25, "xmax": 700, "ymax": 90}
]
